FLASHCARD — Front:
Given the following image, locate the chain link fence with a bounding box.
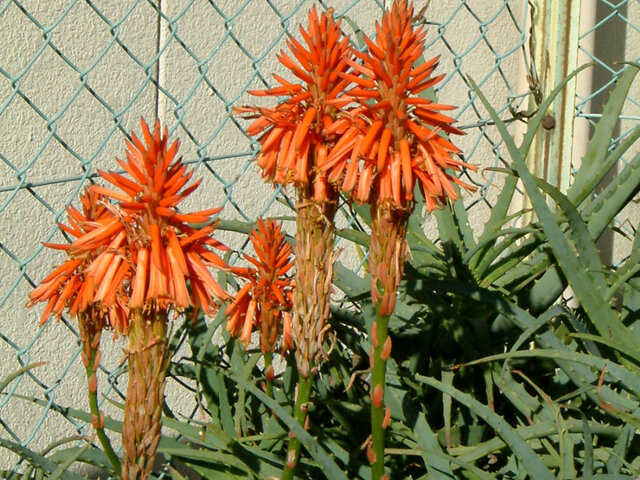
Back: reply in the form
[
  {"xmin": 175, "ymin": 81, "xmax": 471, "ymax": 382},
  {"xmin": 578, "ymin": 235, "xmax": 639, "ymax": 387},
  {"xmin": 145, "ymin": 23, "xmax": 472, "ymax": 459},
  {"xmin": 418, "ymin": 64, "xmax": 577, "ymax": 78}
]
[
  {"xmin": 0, "ymin": 0, "xmax": 637, "ymax": 476},
  {"xmin": 574, "ymin": 0, "xmax": 640, "ymax": 263}
]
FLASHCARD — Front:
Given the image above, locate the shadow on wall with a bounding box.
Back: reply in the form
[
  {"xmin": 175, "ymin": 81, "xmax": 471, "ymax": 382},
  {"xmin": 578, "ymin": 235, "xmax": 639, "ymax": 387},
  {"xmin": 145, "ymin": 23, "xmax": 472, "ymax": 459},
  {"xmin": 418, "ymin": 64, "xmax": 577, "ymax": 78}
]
[{"xmin": 590, "ymin": 1, "xmax": 628, "ymax": 264}]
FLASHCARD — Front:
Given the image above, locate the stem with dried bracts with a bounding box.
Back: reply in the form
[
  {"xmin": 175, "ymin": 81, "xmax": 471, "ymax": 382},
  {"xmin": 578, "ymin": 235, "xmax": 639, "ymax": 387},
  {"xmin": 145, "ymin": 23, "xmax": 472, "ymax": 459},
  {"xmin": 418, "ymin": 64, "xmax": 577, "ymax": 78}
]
[
  {"xmin": 368, "ymin": 203, "xmax": 409, "ymax": 480},
  {"xmin": 121, "ymin": 309, "xmax": 168, "ymax": 480},
  {"xmin": 282, "ymin": 191, "xmax": 337, "ymax": 480},
  {"xmin": 291, "ymin": 194, "xmax": 336, "ymax": 380},
  {"xmin": 78, "ymin": 312, "xmax": 121, "ymax": 475}
]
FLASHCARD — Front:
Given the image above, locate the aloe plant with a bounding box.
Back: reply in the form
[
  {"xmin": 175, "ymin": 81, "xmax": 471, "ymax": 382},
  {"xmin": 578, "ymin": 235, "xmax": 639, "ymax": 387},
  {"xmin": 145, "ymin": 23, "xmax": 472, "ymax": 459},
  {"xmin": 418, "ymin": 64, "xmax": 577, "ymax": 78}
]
[{"xmin": 8, "ymin": 46, "xmax": 640, "ymax": 480}]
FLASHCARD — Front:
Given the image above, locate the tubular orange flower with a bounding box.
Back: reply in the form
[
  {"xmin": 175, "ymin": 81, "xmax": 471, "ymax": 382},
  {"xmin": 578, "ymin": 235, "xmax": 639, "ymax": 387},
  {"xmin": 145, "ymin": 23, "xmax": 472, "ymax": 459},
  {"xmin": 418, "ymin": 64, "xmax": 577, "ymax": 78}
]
[
  {"xmin": 224, "ymin": 218, "xmax": 294, "ymax": 353},
  {"xmin": 325, "ymin": 0, "xmax": 475, "ymax": 211}
]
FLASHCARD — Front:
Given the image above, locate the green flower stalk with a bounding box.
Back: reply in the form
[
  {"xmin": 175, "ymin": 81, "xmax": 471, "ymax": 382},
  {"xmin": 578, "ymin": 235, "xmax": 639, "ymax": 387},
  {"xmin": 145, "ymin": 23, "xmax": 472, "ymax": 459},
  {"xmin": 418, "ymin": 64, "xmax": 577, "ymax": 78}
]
[{"xmin": 322, "ymin": 2, "xmax": 475, "ymax": 478}]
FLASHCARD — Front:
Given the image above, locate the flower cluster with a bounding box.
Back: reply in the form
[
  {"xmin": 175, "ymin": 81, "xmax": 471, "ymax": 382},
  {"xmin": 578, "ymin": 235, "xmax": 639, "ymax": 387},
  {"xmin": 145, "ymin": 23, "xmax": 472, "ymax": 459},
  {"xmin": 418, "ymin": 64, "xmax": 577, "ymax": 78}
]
[
  {"xmin": 225, "ymin": 218, "xmax": 294, "ymax": 353},
  {"xmin": 323, "ymin": 0, "xmax": 476, "ymax": 210},
  {"xmin": 241, "ymin": 1, "xmax": 474, "ymax": 213},
  {"xmin": 29, "ymin": 119, "xmax": 229, "ymax": 331},
  {"xmin": 27, "ymin": 188, "xmax": 129, "ymax": 332},
  {"xmin": 237, "ymin": 5, "xmax": 355, "ymax": 201}
]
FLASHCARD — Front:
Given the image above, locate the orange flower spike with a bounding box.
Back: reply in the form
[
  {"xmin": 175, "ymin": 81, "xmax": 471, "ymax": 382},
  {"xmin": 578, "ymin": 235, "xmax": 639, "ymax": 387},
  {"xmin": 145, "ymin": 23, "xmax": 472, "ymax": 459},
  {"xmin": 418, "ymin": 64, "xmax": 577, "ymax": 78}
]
[
  {"xmin": 224, "ymin": 219, "xmax": 294, "ymax": 354},
  {"xmin": 330, "ymin": 0, "xmax": 474, "ymax": 210},
  {"xmin": 94, "ymin": 118, "xmax": 229, "ymax": 313},
  {"xmin": 27, "ymin": 188, "xmax": 128, "ymax": 330},
  {"xmin": 237, "ymin": 8, "xmax": 356, "ymax": 189},
  {"xmin": 94, "ymin": 119, "xmax": 231, "ymax": 478}
]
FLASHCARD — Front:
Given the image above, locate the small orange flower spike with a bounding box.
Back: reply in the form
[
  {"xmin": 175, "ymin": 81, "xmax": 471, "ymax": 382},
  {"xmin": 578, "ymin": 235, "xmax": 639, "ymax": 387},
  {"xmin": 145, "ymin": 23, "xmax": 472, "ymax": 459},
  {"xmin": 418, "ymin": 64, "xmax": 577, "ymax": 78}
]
[
  {"xmin": 324, "ymin": 0, "xmax": 476, "ymax": 210},
  {"xmin": 225, "ymin": 218, "xmax": 294, "ymax": 353}
]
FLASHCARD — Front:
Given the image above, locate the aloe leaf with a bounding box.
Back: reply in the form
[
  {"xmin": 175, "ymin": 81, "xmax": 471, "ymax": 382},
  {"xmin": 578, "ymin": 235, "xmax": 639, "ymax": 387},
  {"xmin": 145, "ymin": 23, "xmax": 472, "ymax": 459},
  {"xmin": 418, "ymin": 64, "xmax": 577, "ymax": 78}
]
[
  {"xmin": 473, "ymin": 175, "xmax": 518, "ymax": 255},
  {"xmin": 167, "ymin": 465, "xmax": 188, "ymax": 480},
  {"xmin": 162, "ymin": 417, "xmax": 285, "ymax": 478},
  {"xmin": 484, "ymin": 234, "xmax": 549, "ymax": 287},
  {"xmin": 493, "ymin": 366, "xmax": 554, "ymax": 423},
  {"xmin": 448, "ymin": 419, "xmax": 618, "ymax": 464},
  {"xmin": 334, "ymin": 262, "xmax": 370, "ymax": 302},
  {"xmin": 583, "ymin": 151, "xmax": 640, "ymax": 238},
  {"xmin": 569, "ymin": 333, "xmax": 640, "ymax": 364},
  {"xmin": 416, "ymin": 280, "xmax": 638, "ymax": 412},
  {"xmin": 189, "ymin": 309, "xmax": 239, "ymax": 437},
  {"xmin": 386, "ymin": 369, "xmax": 455, "ymax": 480},
  {"xmin": 452, "ymin": 196, "xmax": 475, "ymax": 251},
  {"xmin": 48, "ymin": 443, "xmax": 92, "ymax": 480},
  {"xmin": 532, "ymin": 175, "xmax": 609, "ymax": 288},
  {"xmin": 476, "ymin": 65, "xmax": 637, "ymax": 310},
  {"xmin": 337, "ymin": 228, "xmax": 369, "ymax": 247},
  {"xmin": 464, "ymin": 226, "xmax": 536, "ymax": 264},
  {"xmin": 415, "ymin": 374, "xmax": 555, "ymax": 480},
  {"xmin": 435, "ymin": 203, "xmax": 465, "ymax": 257},
  {"xmin": 465, "ymin": 349, "xmax": 640, "ymax": 396},
  {"xmin": 569, "ymin": 65, "xmax": 640, "ymax": 205},
  {"xmin": 406, "ymin": 217, "xmax": 448, "ymax": 275},
  {"xmin": 160, "ymin": 445, "xmax": 251, "ymax": 472},
  {"xmin": 524, "ymin": 148, "xmax": 640, "ymax": 311},
  {"xmin": 470, "ymin": 174, "xmax": 521, "ymax": 275},
  {"xmin": 388, "ymin": 444, "xmax": 494, "ymax": 480},
  {"xmin": 606, "ymin": 238, "xmax": 640, "ymax": 302},
  {"xmin": 588, "ymin": 476, "xmax": 639, "ymax": 480},
  {"xmin": 0, "ymin": 362, "xmax": 46, "ymax": 393},
  {"xmin": 341, "ymin": 15, "xmax": 366, "ymax": 50},
  {"xmin": 469, "ymin": 77, "xmax": 635, "ymax": 352},
  {"xmin": 215, "ymin": 218, "xmax": 256, "ymax": 235},
  {"xmin": 0, "ymin": 437, "xmax": 85, "ymax": 480},
  {"xmin": 47, "ymin": 444, "xmax": 112, "ymax": 472},
  {"xmin": 513, "ymin": 370, "xmax": 576, "ymax": 479},
  {"xmin": 622, "ymin": 224, "xmax": 640, "ymax": 326},
  {"xmin": 505, "ymin": 305, "xmax": 568, "ymax": 364},
  {"xmin": 217, "ymin": 368, "xmax": 349, "ymax": 480},
  {"xmin": 606, "ymin": 408, "xmax": 640, "ymax": 475}
]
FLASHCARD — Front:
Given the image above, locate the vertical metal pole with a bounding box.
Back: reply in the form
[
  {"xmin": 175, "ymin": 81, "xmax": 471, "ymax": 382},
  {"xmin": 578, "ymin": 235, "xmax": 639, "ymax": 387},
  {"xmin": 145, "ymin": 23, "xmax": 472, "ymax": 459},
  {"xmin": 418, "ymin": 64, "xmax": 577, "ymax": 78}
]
[{"xmin": 527, "ymin": 0, "xmax": 582, "ymax": 194}]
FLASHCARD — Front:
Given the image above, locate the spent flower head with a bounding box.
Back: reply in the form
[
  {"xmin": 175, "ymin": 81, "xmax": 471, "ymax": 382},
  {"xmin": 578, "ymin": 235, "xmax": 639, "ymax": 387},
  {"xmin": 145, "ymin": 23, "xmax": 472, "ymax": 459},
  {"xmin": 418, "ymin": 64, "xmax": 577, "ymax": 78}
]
[{"xmin": 225, "ymin": 219, "xmax": 294, "ymax": 352}]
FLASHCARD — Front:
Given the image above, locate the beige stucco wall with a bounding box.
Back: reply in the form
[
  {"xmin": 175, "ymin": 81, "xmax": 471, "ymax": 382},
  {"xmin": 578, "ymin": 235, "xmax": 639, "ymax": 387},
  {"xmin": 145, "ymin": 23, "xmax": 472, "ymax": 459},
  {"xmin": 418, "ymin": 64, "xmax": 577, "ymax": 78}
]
[{"xmin": 0, "ymin": 0, "xmax": 636, "ymax": 476}]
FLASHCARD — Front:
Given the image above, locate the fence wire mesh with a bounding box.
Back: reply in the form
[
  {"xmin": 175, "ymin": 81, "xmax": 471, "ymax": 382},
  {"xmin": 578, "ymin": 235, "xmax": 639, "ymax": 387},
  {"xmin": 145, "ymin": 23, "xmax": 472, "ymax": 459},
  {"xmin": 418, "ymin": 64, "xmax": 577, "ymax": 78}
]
[
  {"xmin": 0, "ymin": 0, "xmax": 638, "ymax": 476},
  {"xmin": 574, "ymin": 0, "xmax": 640, "ymax": 262}
]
